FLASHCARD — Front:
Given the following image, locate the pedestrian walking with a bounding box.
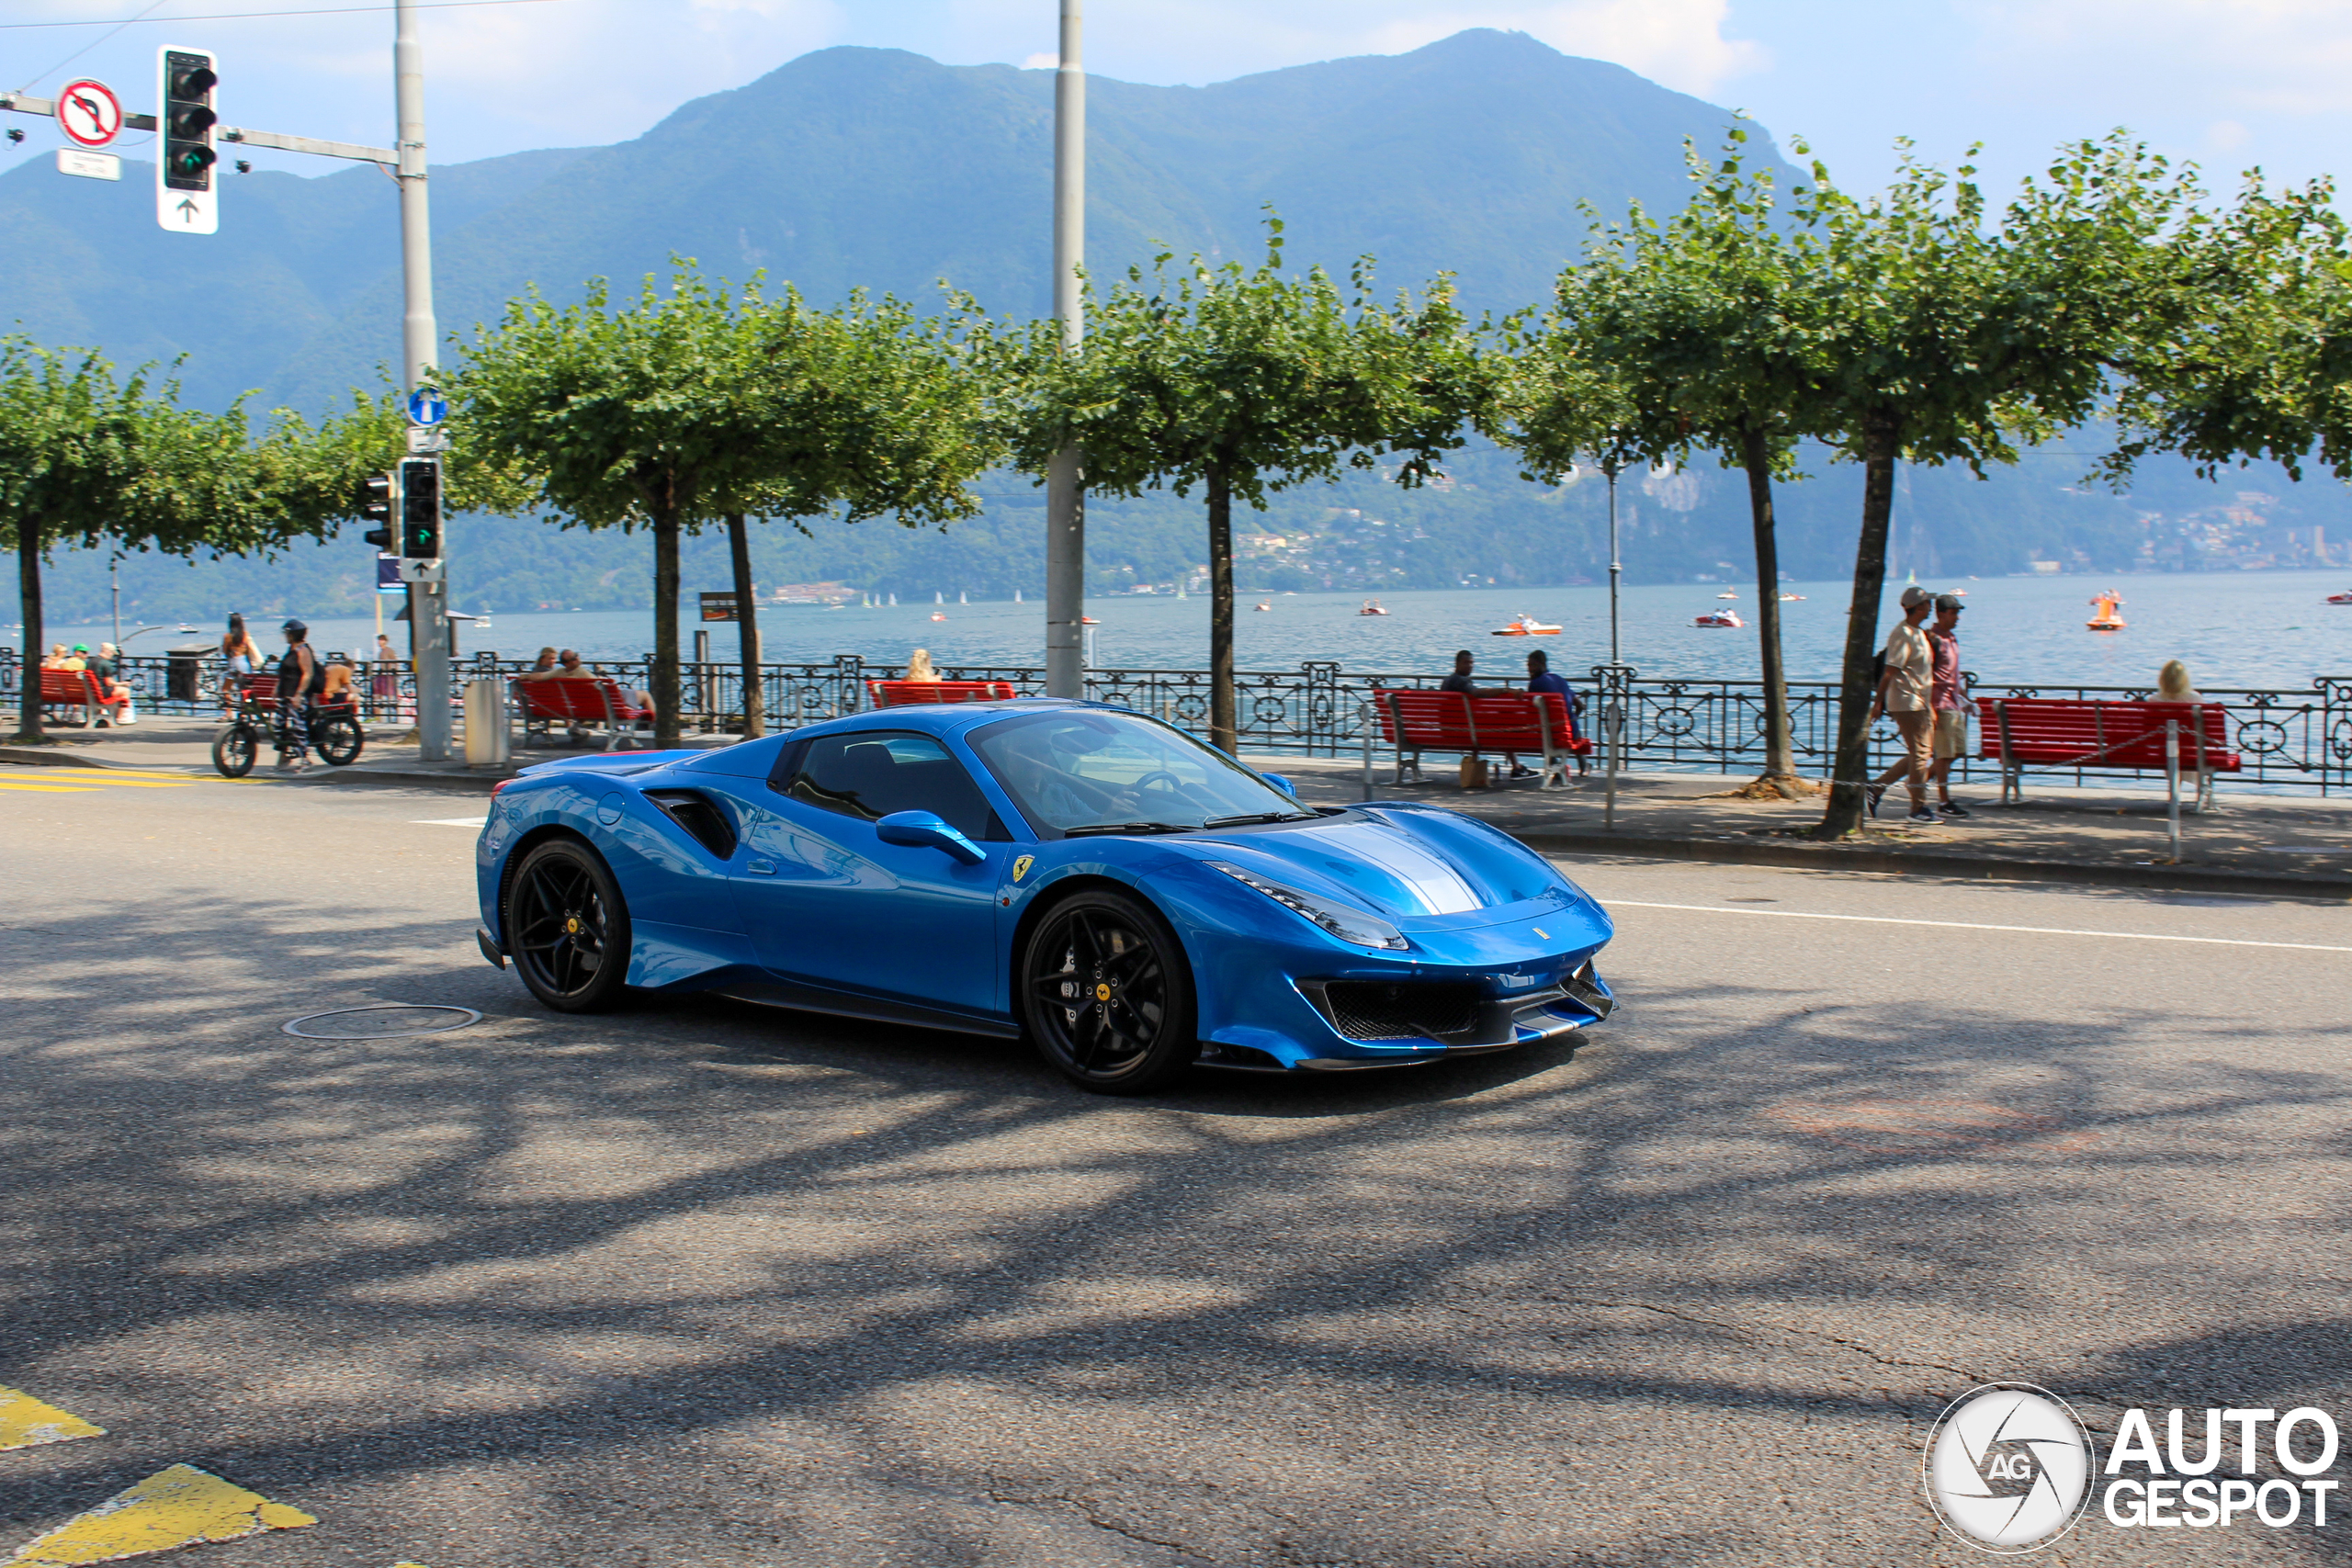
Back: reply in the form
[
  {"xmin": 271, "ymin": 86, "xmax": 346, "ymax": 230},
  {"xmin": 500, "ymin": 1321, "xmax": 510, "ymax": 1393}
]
[
  {"xmin": 221, "ymin": 613, "xmax": 262, "ymax": 712},
  {"xmin": 274, "ymin": 618, "xmax": 322, "ymax": 773},
  {"xmin": 1866, "ymin": 585, "xmax": 1938, "ymax": 823},
  {"xmin": 371, "ymin": 633, "xmax": 400, "ymax": 703},
  {"xmin": 1924, "ymin": 592, "xmax": 1970, "ymax": 818}
]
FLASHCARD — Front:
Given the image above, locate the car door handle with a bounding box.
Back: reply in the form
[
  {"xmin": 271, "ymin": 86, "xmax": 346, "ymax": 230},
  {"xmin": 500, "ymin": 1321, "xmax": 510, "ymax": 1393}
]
[{"xmin": 747, "ymin": 858, "xmax": 776, "ymax": 876}]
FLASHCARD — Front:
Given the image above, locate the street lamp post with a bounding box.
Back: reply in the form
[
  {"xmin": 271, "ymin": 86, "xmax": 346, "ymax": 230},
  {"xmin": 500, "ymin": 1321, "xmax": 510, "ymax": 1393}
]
[
  {"xmin": 1042, "ymin": 0, "xmax": 1086, "ymax": 699},
  {"xmin": 394, "ymin": 0, "xmax": 450, "ymax": 761}
]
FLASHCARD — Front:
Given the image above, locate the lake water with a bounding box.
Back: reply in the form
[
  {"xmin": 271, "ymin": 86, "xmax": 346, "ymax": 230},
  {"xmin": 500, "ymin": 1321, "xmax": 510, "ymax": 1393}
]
[{"xmin": 36, "ymin": 570, "xmax": 2352, "ymax": 693}]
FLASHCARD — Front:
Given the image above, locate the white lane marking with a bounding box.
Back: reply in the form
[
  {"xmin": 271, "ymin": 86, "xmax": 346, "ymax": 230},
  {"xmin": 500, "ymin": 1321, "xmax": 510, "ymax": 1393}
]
[
  {"xmin": 412, "ymin": 818, "xmax": 486, "ymax": 828},
  {"xmin": 1603, "ymin": 900, "xmax": 2352, "ymax": 954}
]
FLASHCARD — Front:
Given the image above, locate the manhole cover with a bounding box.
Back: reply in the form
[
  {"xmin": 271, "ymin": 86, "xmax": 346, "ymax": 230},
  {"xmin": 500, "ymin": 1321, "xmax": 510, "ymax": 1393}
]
[{"xmin": 283, "ymin": 1004, "xmax": 483, "ymax": 1041}]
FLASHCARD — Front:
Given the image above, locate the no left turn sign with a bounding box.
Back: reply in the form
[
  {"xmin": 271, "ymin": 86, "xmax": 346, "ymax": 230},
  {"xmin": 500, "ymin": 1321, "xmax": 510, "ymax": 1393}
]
[{"xmin": 57, "ymin": 80, "xmax": 123, "ymax": 148}]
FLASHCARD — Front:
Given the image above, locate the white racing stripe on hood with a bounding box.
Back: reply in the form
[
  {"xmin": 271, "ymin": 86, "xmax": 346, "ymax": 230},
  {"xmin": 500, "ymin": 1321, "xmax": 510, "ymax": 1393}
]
[{"xmin": 1283, "ymin": 821, "xmax": 1483, "ymax": 915}]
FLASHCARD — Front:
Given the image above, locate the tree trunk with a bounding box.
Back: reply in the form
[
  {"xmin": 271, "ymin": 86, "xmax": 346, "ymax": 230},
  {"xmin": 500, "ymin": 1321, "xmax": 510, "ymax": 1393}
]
[
  {"xmin": 1817, "ymin": 410, "xmax": 1901, "ymax": 837},
  {"xmin": 16, "ymin": 515, "xmax": 43, "ymax": 742},
  {"xmin": 652, "ymin": 508, "xmax": 682, "ymax": 749},
  {"xmin": 1206, "ymin": 466, "xmax": 1237, "ymax": 754},
  {"xmin": 1740, "ymin": 425, "xmax": 1795, "ymax": 783},
  {"xmin": 727, "ymin": 512, "xmax": 764, "ymax": 738}
]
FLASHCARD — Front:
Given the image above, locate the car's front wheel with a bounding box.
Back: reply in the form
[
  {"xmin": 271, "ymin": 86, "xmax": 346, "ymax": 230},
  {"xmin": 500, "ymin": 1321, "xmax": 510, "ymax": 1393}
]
[
  {"xmin": 504, "ymin": 838, "xmax": 632, "ymax": 1012},
  {"xmin": 1020, "ymin": 889, "xmax": 1198, "ymax": 1093}
]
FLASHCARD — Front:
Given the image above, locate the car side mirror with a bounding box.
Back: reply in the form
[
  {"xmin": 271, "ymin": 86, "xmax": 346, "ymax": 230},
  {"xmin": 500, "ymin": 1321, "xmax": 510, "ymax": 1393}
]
[
  {"xmin": 1260, "ymin": 772, "xmax": 1296, "ymax": 797},
  {"xmin": 875, "ymin": 809, "xmax": 988, "ymax": 864}
]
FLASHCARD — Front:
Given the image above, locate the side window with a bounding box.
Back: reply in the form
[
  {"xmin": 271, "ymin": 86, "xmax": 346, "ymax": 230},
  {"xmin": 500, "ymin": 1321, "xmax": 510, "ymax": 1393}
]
[{"xmin": 774, "ymin": 731, "xmax": 1003, "ymax": 840}]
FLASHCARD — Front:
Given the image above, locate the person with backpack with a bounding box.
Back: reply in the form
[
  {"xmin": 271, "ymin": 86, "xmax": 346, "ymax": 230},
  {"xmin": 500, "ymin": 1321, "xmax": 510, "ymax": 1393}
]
[{"xmin": 275, "ymin": 618, "xmax": 324, "ymax": 773}]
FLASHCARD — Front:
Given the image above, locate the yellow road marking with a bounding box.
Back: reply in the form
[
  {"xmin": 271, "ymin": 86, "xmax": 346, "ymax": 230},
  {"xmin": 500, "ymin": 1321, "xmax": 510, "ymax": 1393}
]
[
  {"xmin": 0, "ymin": 780, "xmax": 96, "ymax": 794},
  {"xmin": 56, "ymin": 780, "xmax": 198, "ymax": 789},
  {"xmin": 2, "ymin": 769, "xmax": 199, "ymax": 781},
  {"xmin": 4, "ymin": 1464, "xmax": 314, "ymax": 1566},
  {"xmin": 0, "ymin": 1387, "xmax": 104, "ymax": 1452}
]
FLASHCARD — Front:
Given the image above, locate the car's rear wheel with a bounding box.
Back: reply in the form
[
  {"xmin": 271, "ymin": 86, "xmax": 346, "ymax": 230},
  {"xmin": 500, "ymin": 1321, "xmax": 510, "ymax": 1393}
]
[
  {"xmin": 505, "ymin": 838, "xmax": 632, "ymax": 1012},
  {"xmin": 1020, "ymin": 889, "xmax": 1197, "ymax": 1093}
]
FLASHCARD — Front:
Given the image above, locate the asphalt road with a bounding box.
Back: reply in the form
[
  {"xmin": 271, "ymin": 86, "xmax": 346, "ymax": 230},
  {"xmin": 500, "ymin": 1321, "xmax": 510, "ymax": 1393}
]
[{"xmin": 2, "ymin": 771, "xmax": 2347, "ymax": 1567}]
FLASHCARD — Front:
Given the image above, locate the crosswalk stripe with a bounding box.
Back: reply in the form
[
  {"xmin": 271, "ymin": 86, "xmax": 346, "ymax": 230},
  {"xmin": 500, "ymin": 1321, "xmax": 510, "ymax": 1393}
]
[
  {"xmin": 4, "ymin": 1464, "xmax": 314, "ymax": 1566},
  {"xmin": 0, "ymin": 1387, "xmax": 104, "ymax": 1453}
]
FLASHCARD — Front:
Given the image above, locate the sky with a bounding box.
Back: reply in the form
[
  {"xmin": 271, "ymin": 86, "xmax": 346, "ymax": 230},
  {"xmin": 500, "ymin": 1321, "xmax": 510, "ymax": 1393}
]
[{"xmin": 3, "ymin": 0, "xmax": 2349, "ymax": 204}]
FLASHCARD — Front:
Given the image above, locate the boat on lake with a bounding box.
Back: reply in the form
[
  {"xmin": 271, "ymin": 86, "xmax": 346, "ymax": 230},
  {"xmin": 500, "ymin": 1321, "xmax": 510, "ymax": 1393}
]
[
  {"xmin": 2327, "ymin": 589, "xmax": 2352, "ymax": 604},
  {"xmin": 1694, "ymin": 608, "xmax": 1744, "ymax": 628},
  {"xmin": 2087, "ymin": 589, "xmax": 2127, "ymax": 631},
  {"xmin": 1359, "ymin": 600, "xmax": 1389, "ymax": 616},
  {"xmin": 1490, "ymin": 614, "xmax": 1560, "ymax": 636}
]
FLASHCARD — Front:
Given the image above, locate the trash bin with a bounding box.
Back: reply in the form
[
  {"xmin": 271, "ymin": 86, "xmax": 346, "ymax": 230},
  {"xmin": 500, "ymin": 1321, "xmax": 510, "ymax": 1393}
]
[
  {"xmin": 463, "ymin": 677, "xmax": 511, "ymax": 769},
  {"xmin": 166, "ymin": 643, "xmax": 213, "ymax": 705}
]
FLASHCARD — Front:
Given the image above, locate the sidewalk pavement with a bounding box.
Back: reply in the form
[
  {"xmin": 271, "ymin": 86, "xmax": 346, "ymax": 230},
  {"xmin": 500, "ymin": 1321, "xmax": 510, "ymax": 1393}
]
[{"xmin": 6, "ymin": 717, "xmax": 2347, "ymax": 898}]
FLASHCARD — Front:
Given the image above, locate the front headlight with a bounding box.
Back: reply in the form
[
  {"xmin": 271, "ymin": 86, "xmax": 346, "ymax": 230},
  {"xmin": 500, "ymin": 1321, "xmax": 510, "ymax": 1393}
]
[{"xmin": 1206, "ymin": 861, "xmax": 1408, "ymax": 951}]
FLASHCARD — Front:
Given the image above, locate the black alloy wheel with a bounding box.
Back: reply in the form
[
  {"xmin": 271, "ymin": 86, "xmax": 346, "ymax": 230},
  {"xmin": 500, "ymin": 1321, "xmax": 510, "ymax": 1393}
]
[
  {"xmin": 312, "ymin": 714, "xmax": 365, "ymax": 766},
  {"xmin": 505, "ymin": 839, "xmax": 632, "ymax": 1012},
  {"xmin": 1020, "ymin": 889, "xmax": 1198, "ymax": 1093},
  {"xmin": 210, "ymin": 721, "xmax": 256, "ymax": 778}
]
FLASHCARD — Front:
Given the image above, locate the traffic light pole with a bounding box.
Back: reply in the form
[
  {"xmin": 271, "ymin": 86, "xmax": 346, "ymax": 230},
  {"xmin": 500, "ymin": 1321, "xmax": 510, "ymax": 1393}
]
[
  {"xmin": 394, "ymin": 0, "xmax": 451, "ymax": 761},
  {"xmin": 1042, "ymin": 0, "xmax": 1086, "ymax": 701}
]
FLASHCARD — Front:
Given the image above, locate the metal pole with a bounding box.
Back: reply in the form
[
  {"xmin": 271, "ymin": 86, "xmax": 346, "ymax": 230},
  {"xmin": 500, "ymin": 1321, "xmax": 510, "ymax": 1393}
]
[
  {"xmin": 1603, "ymin": 458, "xmax": 1623, "ymax": 829},
  {"xmin": 396, "ymin": 0, "xmax": 451, "ymax": 761},
  {"xmin": 2165, "ymin": 718, "xmax": 2181, "ymax": 863},
  {"xmin": 1605, "ymin": 460, "xmax": 1623, "ymax": 669},
  {"xmin": 1042, "ymin": 0, "xmax": 1087, "ymax": 699},
  {"xmin": 110, "ymin": 562, "xmax": 120, "ymax": 651}
]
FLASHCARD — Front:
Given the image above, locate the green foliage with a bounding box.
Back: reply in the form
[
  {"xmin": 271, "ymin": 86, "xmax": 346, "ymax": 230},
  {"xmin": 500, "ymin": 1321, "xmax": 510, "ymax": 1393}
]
[
  {"xmin": 1007, "ymin": 218, "xmax": 1493, "ymax": 746},
  {"xmin": 0, "ymin": 335, "xmax": 313, "ymax": 738},
  {"xmin": 450, "ymin": 258, "xmax": 999, "ymax": 742}
]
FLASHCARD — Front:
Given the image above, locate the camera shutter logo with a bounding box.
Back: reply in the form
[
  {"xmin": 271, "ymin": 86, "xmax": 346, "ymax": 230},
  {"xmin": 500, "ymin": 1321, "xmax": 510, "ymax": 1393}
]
[{"xmin": 1925, "ymin": 1383, "xmax": 2096, "ymax": 1552}]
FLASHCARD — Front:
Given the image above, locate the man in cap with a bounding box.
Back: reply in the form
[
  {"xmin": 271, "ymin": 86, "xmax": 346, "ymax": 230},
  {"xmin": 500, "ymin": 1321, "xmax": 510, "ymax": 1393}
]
[
  {"xmin": 1924, "ymin": 593, "xmax": 1971, "ymax": 818},
  {"xmin": 1865, "ymin": 585, "xmax": 1938, "ymax": 823},
  {"xmin": 275, "ymin": 618, "xmax": 321, "ymax": 772}
]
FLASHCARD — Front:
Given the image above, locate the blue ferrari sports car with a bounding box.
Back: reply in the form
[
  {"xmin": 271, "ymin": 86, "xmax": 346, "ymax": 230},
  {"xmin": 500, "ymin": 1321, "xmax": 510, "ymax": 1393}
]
[{"xmin": 475, "ymin": 699, "xmax": 1613, "ymax": 1091}]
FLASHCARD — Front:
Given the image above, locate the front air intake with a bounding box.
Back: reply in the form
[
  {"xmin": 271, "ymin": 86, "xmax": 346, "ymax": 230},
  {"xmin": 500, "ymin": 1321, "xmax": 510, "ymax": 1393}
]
[{"xmin": 1317, "ymin": 980, "xmax": 1483, "ymax": 1042}]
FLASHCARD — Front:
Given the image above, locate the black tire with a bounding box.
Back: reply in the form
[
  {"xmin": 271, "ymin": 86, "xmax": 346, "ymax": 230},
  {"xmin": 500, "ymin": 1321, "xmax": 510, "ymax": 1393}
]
[
  {"xmin": 313, "ymin": 714, "xmax": 365, "ymax": 766},
  {"xmin": 504, "ymin": 838, "xmax": 633, "ymax": 1013},
  {"xmin": 1019, "ymin": 888, "xmax": 1199, "ymax": 1093},
  {"xmin": 211, "ymin": 722, "xmax": 257, "ymax": 779}
]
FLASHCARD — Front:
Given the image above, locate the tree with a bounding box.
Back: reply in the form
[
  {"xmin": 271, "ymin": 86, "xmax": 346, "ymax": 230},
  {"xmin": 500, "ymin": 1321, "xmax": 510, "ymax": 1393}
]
[
  {"xmin": 1793, "ymin": 137, "xmax": 2199, "ymax": 836},
  {"xmin": 1010, "ymin": 220, "xmax": 1490, "ymax": 754},
  {"xmin": 453, "ymin": 264, "xmax": 995, "ymax": 748},
  {"xmin": 0, "ymin": 338, "xmax": 307, "ymax": 741},
  {"xmin": 1529, "ymin": 129, "xmax": 1831, "ymax": 793}
]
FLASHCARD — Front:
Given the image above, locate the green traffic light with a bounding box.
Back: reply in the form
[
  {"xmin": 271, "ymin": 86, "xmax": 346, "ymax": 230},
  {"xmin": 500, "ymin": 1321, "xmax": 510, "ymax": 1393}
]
[{"xmin": 169, "ymin": 146, "xmax": 216, "ymax": 177}]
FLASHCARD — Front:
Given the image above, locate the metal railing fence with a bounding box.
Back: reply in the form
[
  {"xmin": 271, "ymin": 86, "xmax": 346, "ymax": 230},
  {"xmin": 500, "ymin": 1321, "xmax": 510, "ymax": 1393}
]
[{"xmin": 5, "ymin": 646, "xmax": 2345, "ymax": 795}]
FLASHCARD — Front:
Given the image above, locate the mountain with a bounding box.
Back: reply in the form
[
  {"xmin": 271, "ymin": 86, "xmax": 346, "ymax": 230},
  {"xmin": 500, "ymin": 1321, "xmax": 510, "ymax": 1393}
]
[{"xmin": 4, "ymin": 29, "xmax": 2346, "ymax": 624}]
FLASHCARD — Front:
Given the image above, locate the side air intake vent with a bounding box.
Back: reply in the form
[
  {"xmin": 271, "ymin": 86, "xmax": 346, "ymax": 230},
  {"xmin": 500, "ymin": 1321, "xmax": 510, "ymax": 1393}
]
[{"xmin": 645, "ymin": 790, "xmax": 738, "ymax": 859}]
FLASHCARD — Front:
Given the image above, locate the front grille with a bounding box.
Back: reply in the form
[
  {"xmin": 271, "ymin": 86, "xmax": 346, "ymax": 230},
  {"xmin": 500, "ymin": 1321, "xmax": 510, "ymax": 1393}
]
[{"xmin": 1321, "ymin": 980, "xmax": 1482, "ymax": 1042}]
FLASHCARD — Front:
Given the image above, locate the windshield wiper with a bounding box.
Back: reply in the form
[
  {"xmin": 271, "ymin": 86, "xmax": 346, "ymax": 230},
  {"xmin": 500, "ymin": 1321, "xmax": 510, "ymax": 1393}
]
[
  {"xmin": 1062, "ymin": 821, "xmax": 1197, "ymax": 838},
  {"xmin": 1202, "ymin": 811, "xmax": 1319, "ymax": 828}
]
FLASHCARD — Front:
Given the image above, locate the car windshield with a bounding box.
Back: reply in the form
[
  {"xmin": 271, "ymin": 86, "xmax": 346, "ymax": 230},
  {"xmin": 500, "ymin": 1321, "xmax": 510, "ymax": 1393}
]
[{"xmin": 968, "ymin": 709, "xmax": 1311, "ymax": 837}]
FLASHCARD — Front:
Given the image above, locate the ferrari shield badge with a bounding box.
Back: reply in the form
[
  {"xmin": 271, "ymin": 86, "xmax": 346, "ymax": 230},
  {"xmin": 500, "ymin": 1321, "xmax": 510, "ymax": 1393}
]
[{"xmin": 1012, "ymin": 855, "xmax": 1034, "ymax": 883}]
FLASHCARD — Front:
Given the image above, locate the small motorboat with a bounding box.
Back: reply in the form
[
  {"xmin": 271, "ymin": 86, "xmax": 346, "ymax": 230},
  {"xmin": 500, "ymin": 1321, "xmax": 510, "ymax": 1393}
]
[
  {"xmin": 1359, "ymin": 599, "xmax": 1389, "ymax": 616},
  {"xmin": 1715, "ymin": 591, "xmax": 1738, "ymax": 600},
  {"xmin": 1254, "ymin": 602, "xmax": 1272, "ymax": 612},
  {"xmin": 2326, "ymin": 589, "xmax": 2352, "ymax": 604},
  {"xmin": 2087, "ymin": 589, "xmax": 2126, "ymax": 631},
  {"xmin": 1490, "ymin": 614, "xmax": 1561, "ymax": 637},
  {"xmin": 930, "ymin": 612, "xmax": 947, "ymax": 622},
  {"xmin": 1779, "ymin": 593, "xmax": 1804, "ymax": 602},
  {"xmin": 1694, "ymin": 608, "xmax": 1745, "ymax": 628},
  {"xmin": 1080, "ymin": 615, "xmax": 1100, "ymax": 625}
]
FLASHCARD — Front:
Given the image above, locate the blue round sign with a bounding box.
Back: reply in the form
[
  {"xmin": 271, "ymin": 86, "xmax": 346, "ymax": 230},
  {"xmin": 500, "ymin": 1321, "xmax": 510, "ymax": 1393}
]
[{"xmin": 405, "ymin": 388, "xmax": 447, "ymax": 426}]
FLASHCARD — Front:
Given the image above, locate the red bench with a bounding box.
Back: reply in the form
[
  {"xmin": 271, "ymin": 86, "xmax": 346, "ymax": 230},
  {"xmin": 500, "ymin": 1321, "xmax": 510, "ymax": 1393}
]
[
  {"xmin": 1977, "ymin": 696, "xmax": 2239, "ymax": 810},
  {"xmin": 1368, "ymin": 689, "xmax": 1591, "ymax": 790},
  {"xmin": 866, "ymin": 679, "xmax": 1019, "ymax": 707},
  {"xmin": 38, "ymin": 667, "xmax": 130, "ymax": 725},
  {"xmin": 513, "ymin": 677, "xmax": 654, "ymax": 749}
]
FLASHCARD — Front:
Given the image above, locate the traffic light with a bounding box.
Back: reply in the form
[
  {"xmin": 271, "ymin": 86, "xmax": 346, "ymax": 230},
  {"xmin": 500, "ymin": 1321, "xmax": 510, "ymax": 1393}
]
[
  {"xmin": 399, "ymin": 456, "xmax": 442, "ymax": 559},
  {"xmin": 359, "ymin": 471, "xmax": 396, "ymax": 551},
  {"xmin": 159, "ymin": 49, "xmax": 218, "ymax": 192}
]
